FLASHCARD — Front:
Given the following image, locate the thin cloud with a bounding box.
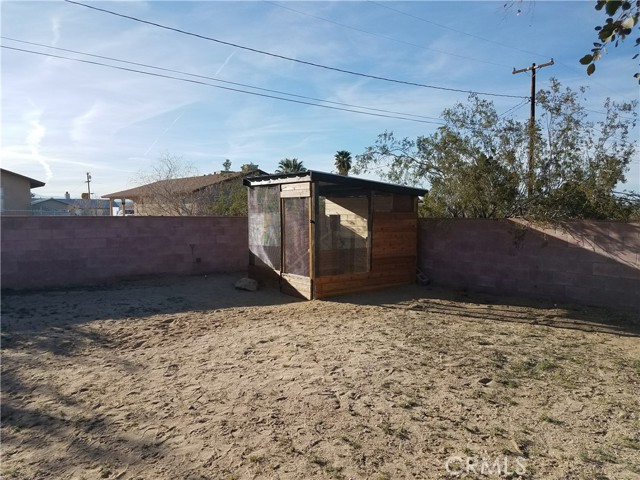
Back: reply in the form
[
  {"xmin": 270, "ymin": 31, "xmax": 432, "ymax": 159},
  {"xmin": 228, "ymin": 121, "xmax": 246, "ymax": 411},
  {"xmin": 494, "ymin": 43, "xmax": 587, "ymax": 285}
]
[
  {"xmin": 51, "ymin": 15, "xmax": 61, "ymax": 47},
  {"xmin": 214, "ymin": 51, "xmax": 235, "ymax": 77},
  {"xmin": 25, "ymin": 109, "xmax": 53, "ymax": 181},
  {"xmin": 71, "ymin": 102, "xmax": 102, "ymax": 142},
  {"xmin": 143, "ymin": 110, "xmax": 185, "ymax": 157}
]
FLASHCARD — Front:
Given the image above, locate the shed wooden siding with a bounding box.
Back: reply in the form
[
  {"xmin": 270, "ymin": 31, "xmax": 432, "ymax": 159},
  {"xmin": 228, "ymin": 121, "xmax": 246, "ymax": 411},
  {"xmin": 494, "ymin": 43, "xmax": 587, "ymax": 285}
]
[
  {"xmin": 244, "ymin": 171, "xmax": 426, "ymax": 300},
  {"xmin": 314, "ymin": 211, "xmax": 417, "ymax": 298}
]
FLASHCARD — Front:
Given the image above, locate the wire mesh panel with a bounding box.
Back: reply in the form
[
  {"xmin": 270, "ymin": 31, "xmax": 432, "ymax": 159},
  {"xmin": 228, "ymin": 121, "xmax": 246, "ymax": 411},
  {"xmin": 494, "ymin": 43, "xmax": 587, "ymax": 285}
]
[
  {"xmin": 248, "ymin": 186, "xmax": 281, "ymax": 270},
  {"xmin": 283, "ymin": 197, "xmax": 310, "ymax": 277},
  {"xmin": 316, "ymin": 195, "xmax": 369, "ymax": 276}
]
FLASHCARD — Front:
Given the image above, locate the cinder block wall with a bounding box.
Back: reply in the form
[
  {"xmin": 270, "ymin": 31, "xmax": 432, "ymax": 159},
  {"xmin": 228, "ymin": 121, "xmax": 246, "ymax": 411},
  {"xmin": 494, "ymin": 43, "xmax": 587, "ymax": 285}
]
[
  {"xmin": 418, "ymin": 219, "xmax": 640, "ymax": 309},
  {"xmin": 1, "ymin": 216, "xmax": 248, "ymax": 290}
]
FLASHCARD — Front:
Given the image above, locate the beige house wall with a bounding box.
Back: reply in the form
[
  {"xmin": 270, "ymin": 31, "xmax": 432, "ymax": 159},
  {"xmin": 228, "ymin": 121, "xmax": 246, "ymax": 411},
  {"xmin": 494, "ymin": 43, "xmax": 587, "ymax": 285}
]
[{"xmin": 0, "ymin": 171, "xmax": 33, "ymax": 215}]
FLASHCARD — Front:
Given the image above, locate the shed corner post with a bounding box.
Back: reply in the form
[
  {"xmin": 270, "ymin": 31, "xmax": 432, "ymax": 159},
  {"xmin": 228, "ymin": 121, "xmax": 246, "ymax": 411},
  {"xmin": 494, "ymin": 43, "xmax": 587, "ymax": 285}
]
[
  {"xmin": 310, "ymin": 180, "xmax": 317, "ymax": 299},
  {"xmin": 367, "ymin": 190, "xmax": 373, "ymax": 273}
]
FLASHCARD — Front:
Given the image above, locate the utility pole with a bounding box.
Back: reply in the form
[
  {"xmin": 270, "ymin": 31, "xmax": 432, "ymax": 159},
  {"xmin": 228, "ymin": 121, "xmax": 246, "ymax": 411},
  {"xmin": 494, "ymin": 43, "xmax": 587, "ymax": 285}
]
[
  {"xmin": 85, "ymin": 172, "xmax": 92, "ymax": 198},
  {"xmin": 512, "ymin": 58, "xmax": 554, "ymax": 199}
]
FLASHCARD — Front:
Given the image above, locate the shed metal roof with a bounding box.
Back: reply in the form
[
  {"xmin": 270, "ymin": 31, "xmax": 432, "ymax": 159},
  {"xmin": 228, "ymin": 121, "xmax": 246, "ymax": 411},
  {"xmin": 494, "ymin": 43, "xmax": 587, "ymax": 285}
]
[{"xmin": 243, "ymin": 170, "xmax": 427, "ymax": 197}]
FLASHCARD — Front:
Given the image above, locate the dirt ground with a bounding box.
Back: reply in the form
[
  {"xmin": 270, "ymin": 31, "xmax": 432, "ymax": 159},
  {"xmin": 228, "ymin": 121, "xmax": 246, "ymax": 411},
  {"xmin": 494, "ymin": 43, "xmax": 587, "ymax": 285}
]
[{"xmin": 1, "ymin": 273, "xmax": 639, "ymax": 480}]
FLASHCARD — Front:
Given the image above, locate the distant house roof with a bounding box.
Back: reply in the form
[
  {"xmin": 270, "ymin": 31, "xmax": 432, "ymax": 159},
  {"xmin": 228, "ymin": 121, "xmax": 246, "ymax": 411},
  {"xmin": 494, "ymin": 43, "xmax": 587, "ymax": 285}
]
[
  {"xmin": 31, "ymin": 198, "xmax": 69, "ymax": 207},
  {"xmin": 69, "ymin": 199, "xmax": 111, "ymax": 209},
  {"xmin": 243, "ymin": 170, "xmax": 428, "ymax": 197},
  {"xmin": 1, "ymin": 168, "xmax": 45, "ymax": 188},
  {"xmin": 31, "ymin": 198, "xmax": 111, "ymax": 209},
  {"xmin": 102, "ymin": 169, "xmax": 266, "ymax": 199}
]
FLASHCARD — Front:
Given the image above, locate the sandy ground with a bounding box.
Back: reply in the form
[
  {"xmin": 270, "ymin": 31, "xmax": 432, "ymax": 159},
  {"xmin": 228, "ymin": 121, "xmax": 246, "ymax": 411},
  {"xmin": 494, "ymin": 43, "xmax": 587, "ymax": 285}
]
[{"xmin": 1, "ymin": 273, "xmax": 639, "ymax": 480}]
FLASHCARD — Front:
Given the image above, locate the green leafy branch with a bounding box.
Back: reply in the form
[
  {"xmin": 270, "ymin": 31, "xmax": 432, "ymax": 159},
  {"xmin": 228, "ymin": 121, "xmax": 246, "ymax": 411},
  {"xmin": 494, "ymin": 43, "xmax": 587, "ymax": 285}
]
[{"xmin": 579, "ymin": 0, "xmax": 640, "ymax": 81}]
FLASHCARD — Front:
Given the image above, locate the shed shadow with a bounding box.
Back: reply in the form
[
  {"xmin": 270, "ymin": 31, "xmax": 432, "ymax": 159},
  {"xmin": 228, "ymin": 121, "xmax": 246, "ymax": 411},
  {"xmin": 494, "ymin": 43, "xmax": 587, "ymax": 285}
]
[
  {"xmin": 1, "ymin": 272, "xmax": 299, "ymax": 333},
  {"xmin": 328, "ymin": 284, "xmax": 640, "ymax": 338}
]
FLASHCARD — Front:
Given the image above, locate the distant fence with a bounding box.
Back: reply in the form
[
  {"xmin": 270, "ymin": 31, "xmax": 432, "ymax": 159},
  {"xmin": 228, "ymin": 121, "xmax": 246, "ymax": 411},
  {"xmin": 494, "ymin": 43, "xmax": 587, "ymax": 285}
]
[
  {"xmin": 418, "ymin": 218, "xmax": 640, "ymax": 309},
  {"xmin": 1, "ymin": 216, "xmax": 248, "ymax": 290}
]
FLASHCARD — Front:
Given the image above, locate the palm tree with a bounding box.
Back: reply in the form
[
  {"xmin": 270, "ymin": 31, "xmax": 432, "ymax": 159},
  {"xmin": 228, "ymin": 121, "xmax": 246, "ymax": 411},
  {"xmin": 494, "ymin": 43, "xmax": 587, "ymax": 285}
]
[
  {"xmin": 275, "ymin": 158, "xmax": 307, "ymax": 173},
  {"xmin": 334, "ymin": 150, "xmax": 352, "ymax": 176}
]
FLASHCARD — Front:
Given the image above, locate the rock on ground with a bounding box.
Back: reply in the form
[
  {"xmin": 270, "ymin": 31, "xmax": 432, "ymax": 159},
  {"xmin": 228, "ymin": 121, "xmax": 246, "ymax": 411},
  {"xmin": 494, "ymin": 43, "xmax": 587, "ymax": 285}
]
[{"xmin": 234, "ymin": 277, "xmax": 258, "ymax": 291}]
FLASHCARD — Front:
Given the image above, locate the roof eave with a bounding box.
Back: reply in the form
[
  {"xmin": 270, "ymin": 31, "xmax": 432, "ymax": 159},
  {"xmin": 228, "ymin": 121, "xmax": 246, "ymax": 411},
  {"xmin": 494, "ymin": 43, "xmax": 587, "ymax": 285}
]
[{"xmin": 243, "ymin": 170, "xmax": 427, "ymax": 196}]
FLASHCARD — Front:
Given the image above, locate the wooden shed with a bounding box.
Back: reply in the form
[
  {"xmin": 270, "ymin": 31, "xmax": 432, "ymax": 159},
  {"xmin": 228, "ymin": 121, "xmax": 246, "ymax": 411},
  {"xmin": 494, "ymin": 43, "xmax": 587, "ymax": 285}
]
[{"xmin": 243, "ymin": 170, "xmax": 427, "ymax": 299}]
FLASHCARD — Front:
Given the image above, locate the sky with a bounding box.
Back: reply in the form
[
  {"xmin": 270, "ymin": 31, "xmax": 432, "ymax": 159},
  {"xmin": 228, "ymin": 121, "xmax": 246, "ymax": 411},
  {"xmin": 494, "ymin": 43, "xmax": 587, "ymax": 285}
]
[{"xmin": 1, "ymin": 0, "xmax": 639, "ymax": 199}]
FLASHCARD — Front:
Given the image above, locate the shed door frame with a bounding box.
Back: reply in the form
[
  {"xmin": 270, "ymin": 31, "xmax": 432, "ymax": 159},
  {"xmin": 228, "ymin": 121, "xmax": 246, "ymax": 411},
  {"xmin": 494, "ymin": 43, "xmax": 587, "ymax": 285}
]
[{"xmin": 279, "ymin": 182, "xmax": 313, "ymax": 299}]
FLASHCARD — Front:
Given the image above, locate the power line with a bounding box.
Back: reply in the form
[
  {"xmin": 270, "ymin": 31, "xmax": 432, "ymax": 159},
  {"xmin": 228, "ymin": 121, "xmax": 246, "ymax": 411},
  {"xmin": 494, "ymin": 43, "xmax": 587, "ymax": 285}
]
[
  {"xmin": 499, "ymin": 98, "xmax": 531, "ymax": 118},
  {"xmin": 266, "ymin": 1, "xmax": 512, "ymax": 69},
  {"xmin": 367, "ymin": 0, "xmax": 625, "ymax": 96},
  {"xmin": 2, "ymin": 45, "xmax": 445, "ymax": 125},
  {"xmin": 583, "ymin": 107, "xmax": 636, "ymax": 121},
  {"xmin": 367, "ymin": 0, "xmax": 548, "ymax": 60},
  {"xmin": 63, "ymin": 0, "xmax": 527, "ymax": 100},
  {"xmin": 1, "ymin": 37, "xmax": 446, "ymax": 124}
]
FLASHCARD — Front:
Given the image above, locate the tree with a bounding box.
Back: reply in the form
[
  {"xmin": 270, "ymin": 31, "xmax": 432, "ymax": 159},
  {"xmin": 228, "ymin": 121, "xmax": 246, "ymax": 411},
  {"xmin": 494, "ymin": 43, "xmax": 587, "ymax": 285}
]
[
  {"xmin": 334, "ymin": 150, "xmax": 352, "ymax": 176},
  {"xmin": 504, "ymin": 1, "xmax": 639, "ymax": 81},
  {"xmin": 206, "ymin": 180, "xmax": 248, "ymax": 216},
  {"xmin": 354, "ymin": 80, "xmax": 638, "ymax": 220},
  {"xmin": 580, "ymin": 0, "xmax": 639, "ymax": 81},
  {"xmin": 275, "ymin": 158, "xmax": 307, "ymax": 173},
  {"xmin": 135, "ymin": 154, "xmax": 253, "ymax": 216},
  {"xmin": 135, "ymin": 153, "xmax": 204, "ymax": 216},
  {"xmin": 222, "ymin": 159, "xmax": 232, "ymax": 171}
]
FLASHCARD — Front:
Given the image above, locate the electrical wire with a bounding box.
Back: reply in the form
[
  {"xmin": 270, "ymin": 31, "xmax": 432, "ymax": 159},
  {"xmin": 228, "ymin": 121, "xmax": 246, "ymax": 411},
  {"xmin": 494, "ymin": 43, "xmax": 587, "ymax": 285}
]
[
  {"xmin": 63, "ymin": 0, "xmax": 527, "ymax": 100},
  {"xmin": 367, "ymin": 0, "xmax": 627, "ymax": 97},
  {"xmin": 2, "ymin": 36, "xmax": 446, "ymax": 123},
  {"xmin": 498, "ymin": 98, "xmax": 530, "ymax": 118},
  {"xmin": 367, "ymin": 0, "xmax": 549, "ymax": 61},
  {"xmin": 1, "ymin": 45, "xmax": 444, "ymax": 125},
  {"xmin": 583, "ymin": 107, "xmax": 636, "ymax": 121},
  {"xmin": 266, "ymin": 1, "xmax": 512, "ymax": 69}
]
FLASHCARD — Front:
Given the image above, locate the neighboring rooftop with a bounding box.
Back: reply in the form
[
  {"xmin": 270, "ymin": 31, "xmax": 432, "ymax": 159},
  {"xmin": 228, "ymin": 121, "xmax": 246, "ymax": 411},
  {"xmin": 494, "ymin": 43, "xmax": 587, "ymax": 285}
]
[
  {"xmin": 1, "ymin": 168, "xmax": 46, "ymax": 188},
  {"xmin": 31, "ymin": 198, "xmax": 111, "ymax": 209},
  {"xmin": 103, "ymin": 169, "xmax": 265, "ymax": 200}
]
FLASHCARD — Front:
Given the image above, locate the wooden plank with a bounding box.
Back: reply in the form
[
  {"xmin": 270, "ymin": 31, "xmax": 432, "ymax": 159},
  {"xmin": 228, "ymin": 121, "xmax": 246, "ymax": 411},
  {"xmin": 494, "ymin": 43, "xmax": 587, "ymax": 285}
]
[
  {"xmin": 373, "ymin": 194, "xmax": 393, "ymax": 213},
  {"xmin": 316, "ymin": 282, "xmax": 407, "ymax": 299},
  {"xmin": 373, "ymin": 232, "xmax": 417, "ymax": 241},
  {"xmin": 281, "ymin": 182, "xmax": 311, "ymax": 191},
  {"xmin": 373, "ymin": 215, "xmax": 416, "ymax": 224},
  {"xmin": 281, "ymin": 183, "xmax": 311, "ymax": 198},
  {"xmin": 248, "ymin": 265, "xmax": 281, "ymax": 288},
  {"xmin": 318, "ymin": 276, "xmax": 412, "ymax": 294},
  {"xmin": 281, "ymin": 189, "xmax": 310, "ymax": 198},
  {"xmin": 316, "ymin": 274, "xmax": 413, "ymax": 297},
  {"xmin": 373, "ymin": 237, "xmax": 417, "ymax": 248},
  {"xmin": 309, "ymin": 182, "xmax": 315, "ymax": 288},
  {"xmin": 281, "ymin": 272, "xmax": 312, "ymax": 300},
  {"xmin": 282, "ymin": 272, "xmax": 310, "ymax": 285},
  {"xmin": 372, "ymin": 255, "xmax": 416, "ymax": 269},
  {"xmin": 316, "ymin": 271, "xmax": 371, "ymax": 284},
  {"xmin": 371, "ymin": 210, "xmax": 417, "ymax": 261},
  {"xmin": 374, "ymin": 212, "xmax": 416, "ymax": 221},
  {"xmin": 373, "ymin": 247, "xmax": 416, "ymax": 257},
  {"xmin": 315, "ymin": 269, "xmax": 413, "ymax": 286},
  {"xmin": 373, "ymin": 223, "xmax": 416, "ymax": 234},
  {"xmin": 317, "ymin": 277, "xmax": 412, "ymax": 295},
  {"xmin": 373, "ymin": 237, "xmax": 416, "ymax": 245},
  {"xmin": 373, "ymin": 223, "xmax": 416, "ymax": 233}
]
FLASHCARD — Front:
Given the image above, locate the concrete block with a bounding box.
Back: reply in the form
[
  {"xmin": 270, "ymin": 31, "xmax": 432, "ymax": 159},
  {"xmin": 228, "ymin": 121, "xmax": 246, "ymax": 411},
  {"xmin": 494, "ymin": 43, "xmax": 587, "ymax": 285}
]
[{"xmin": 593, "ymin": 262, "xmax": 640, "ymax": 280}]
